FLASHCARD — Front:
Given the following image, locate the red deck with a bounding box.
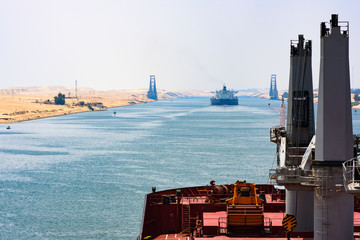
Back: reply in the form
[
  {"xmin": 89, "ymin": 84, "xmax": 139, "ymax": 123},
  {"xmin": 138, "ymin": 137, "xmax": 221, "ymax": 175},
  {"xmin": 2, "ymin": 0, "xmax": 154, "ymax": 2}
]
[
  {"xmin": 200, "ymin": 211, "xmax": 360, "ymax": 239},
  {"xmin": 203, "ymin": 211, "xmax": 360, "ymax": 225}
]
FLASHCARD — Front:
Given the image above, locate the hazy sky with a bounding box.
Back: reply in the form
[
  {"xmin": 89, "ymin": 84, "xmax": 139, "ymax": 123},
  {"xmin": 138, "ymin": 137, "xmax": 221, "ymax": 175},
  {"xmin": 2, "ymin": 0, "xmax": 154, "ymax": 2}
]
[{"xmin": 0, "ymin": 0, "xmax": 359, "ymax": 91}]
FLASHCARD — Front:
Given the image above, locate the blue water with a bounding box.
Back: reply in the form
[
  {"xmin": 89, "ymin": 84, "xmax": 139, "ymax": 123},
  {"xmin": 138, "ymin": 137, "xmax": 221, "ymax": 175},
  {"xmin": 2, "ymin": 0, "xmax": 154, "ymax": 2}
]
[{"xmin": 1, "ymin": 97, "xmax": 359, "ymax": 240}]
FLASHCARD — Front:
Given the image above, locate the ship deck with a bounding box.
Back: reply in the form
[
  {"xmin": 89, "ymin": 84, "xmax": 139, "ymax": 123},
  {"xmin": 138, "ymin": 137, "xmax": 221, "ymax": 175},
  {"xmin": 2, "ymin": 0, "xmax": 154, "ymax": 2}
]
[{"xmin": 151, "ymin": 204, "xmax": 360, "ymax": 240}]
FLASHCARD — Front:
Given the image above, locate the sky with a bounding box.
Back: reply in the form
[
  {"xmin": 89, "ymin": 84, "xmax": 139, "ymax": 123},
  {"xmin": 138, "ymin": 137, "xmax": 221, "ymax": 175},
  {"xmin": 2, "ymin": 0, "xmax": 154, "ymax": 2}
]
[{"xmin": 0, "ymin": 0, "xmax": 359, "ymax": 91}]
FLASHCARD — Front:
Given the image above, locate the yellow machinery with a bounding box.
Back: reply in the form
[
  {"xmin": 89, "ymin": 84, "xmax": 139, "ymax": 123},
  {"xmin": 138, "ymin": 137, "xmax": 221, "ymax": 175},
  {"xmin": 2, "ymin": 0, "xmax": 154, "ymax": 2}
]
[
  {"xmin": 226, "ymin": 181, "xmax": 264, "ymax": 232},
  {"xmin": 227, "ymin": 181, "xmax": 263, "ymax": 206}
]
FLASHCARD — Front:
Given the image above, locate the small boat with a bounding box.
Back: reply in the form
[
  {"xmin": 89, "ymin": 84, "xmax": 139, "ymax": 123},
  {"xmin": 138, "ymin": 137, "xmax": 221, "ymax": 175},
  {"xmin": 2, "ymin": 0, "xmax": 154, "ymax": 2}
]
[{"xmin": 6, "ymin": 126, "xmax": 10, "ymax": 129}]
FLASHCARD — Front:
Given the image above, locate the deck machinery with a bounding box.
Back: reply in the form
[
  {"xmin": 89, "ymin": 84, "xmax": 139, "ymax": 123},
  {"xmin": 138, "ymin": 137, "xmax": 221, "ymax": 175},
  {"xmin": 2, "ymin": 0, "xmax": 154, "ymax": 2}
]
[{"xmin": 226, "ymin": 181, "xmax": 265, "ymax": 234}]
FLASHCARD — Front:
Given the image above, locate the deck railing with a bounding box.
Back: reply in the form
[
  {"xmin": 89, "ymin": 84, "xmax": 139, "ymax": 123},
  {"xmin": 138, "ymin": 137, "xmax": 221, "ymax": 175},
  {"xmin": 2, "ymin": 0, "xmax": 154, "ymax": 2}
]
[
  {"xmin": 269, "ymin": 167, "xmax": 315, "ymax": 187},
  {"xmin": 343, "ymin": 158, "xmax": 360, "ymax": 194},
  {"xmin": 264, "ymin": 216, "xmax": 272, "ymax": 229},
  {"xmin": 218, "ymin": 217, "xmax": 227, "ymax": 234}
]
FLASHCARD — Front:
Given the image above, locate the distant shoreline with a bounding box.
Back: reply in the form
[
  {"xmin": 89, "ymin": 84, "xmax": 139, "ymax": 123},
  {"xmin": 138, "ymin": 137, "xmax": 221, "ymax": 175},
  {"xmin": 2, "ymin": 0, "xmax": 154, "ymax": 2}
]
[
  {"xmin": 0, "ymin": 100, "xmax": 157, "ymax": 124},
  {"xmin": 0, "ymin": 99, "xmax": 153, "ymax": 124},
  {"xmin": 0, "ymin": 86, "xmax": 213, "ymax": 124},
  {"xmin": 7, "ymin": 86, "xmax": 354, "ymax": 124},
  {"xmin": 0, "ymin": 94, "xmax": 260, "ymax": 124},
  {"xmin": 0, "ymin": 88, "xmax": 159, "ymax": 123}
]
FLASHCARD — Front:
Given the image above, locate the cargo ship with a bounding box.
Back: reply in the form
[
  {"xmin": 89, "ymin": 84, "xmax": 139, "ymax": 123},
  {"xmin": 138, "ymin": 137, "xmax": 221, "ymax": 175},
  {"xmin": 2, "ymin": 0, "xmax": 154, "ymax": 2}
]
[
  {"xmin": 210, "ymin": 85, "xmax": 238, "ymax": 105},
  {"xmin": 137, "ymin": 14, "xmax": 360, "ymax": 240}
]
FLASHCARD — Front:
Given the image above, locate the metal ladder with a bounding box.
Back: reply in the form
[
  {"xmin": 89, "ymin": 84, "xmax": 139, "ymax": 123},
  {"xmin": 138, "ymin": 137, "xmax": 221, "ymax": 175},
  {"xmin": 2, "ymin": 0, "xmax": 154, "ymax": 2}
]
[
  {"xmin": 315, "ymin": 168, "xmax": 329, "ymax": 240},
  {"xmin": 182, "ymin": 203, "xmax": 191, "ymax": 235}
]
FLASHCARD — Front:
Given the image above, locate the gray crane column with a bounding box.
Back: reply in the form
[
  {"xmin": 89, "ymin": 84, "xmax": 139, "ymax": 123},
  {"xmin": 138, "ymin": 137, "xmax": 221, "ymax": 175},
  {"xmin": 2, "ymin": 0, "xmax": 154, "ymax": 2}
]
[
  {"xmin": 286, "ymin": 35, "xmax": 315, "ymax": 146},
  {"xmin": 285, "ymin": 35, "xmax": 315, "ymax": 232},
  {"xmin": 314, "ymin": 14, "xmax": 353, "ymax": 240}
]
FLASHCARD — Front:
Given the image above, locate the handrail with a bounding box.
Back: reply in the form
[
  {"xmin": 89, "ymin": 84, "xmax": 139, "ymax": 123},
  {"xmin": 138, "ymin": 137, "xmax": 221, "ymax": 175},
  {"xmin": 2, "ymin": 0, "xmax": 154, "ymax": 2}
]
[
  {"xmin": 264, "ymin": 216, "xmax": 272, "ymax": 228},
  {"xmin": 342, "ymin": 157, "xmax": 360, "ymax": 192},
  {"xmin": 269, "ymin": 167, "xmax": 315, "ymax": 185}
]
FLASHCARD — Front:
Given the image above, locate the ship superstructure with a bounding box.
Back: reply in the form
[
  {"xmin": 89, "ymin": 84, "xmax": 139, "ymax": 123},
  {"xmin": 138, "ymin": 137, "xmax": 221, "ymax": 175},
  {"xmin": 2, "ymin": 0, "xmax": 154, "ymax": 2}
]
[
  {"xmin": 210, "ymin": 85, "xmax": 238, "ymax": 105},
  {"xmin": 270, "ymin": 34, "xmax": 315, "ymax": 233},
  {"xmin": 270, "ymin": 14, "xmax": 358, "ymax": 240},
  {"xmin": 314, "ymin": 14, "xmax": 353, "ymax": 239}
]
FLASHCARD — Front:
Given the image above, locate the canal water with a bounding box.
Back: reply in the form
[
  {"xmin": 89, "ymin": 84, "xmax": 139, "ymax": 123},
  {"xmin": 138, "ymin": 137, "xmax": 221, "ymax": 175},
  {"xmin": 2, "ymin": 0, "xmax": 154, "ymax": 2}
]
[{"xmin": 0, "ymin": 97, "xmax": 359, "ymax": 239}]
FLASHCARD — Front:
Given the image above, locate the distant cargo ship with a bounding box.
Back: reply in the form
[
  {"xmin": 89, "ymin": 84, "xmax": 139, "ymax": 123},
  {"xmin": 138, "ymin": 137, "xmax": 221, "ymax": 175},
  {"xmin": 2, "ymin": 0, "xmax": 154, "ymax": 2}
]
[{"xmin": 210, "ymin": 85, "xmax": 238, "ymax": 105}]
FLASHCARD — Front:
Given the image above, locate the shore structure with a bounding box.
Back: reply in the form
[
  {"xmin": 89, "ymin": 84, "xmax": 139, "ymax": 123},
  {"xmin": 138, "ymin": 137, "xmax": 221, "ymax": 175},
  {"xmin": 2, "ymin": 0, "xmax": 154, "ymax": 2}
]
[
  {"xmin": 269, "ymin": 74, "xmax": 279, "ymax": 100},
  {"xmin": 147, "ymin": 75, "xmax": 158, "ymax": 100}
]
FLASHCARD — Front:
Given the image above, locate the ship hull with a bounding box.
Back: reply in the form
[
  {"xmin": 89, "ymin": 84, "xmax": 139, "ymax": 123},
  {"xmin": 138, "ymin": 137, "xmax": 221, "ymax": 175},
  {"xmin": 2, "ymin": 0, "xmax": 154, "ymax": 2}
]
[{"xmin": 210, "ymin": 98, "xmax": 238, "ymax": 105}]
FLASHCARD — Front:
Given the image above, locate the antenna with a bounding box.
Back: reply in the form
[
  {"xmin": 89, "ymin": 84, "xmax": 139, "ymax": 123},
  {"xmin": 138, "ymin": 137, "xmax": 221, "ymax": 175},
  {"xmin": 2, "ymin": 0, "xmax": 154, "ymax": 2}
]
[
  {"xmin": 352, "ymin": 66, "xmax": 354, "ymax": 90},
  {"xmin": 75, "ymin": 80, "xmax": 78, "ymax": 99},
  {"xmin": 280, "ymin": 98, "xmax": 286, "ymax": 127}
]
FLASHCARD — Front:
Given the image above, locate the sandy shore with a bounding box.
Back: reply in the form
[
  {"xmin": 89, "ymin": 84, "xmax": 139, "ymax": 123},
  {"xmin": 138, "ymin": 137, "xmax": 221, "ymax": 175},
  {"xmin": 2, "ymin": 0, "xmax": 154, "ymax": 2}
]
[{"xmin": 0, "ymin": 87, "xmax": 185, "ymax": 123}]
